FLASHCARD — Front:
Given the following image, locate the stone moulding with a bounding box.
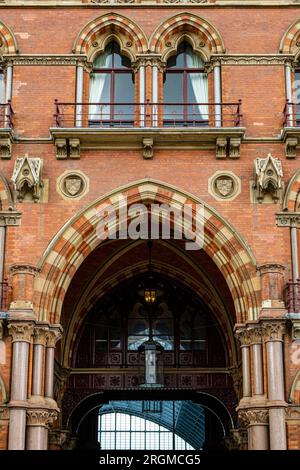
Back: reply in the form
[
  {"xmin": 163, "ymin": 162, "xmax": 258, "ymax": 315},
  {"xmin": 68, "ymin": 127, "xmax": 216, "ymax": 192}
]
[{"xmin": 276, "ymin": 212, "xmax": 300, "ymax": 229}]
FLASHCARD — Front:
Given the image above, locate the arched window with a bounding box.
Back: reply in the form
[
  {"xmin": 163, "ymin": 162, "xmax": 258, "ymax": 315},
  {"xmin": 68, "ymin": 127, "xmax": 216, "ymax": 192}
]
[
  {"xmin": 163, "ymin": 42, "xmax": 208, "ymax": 126},
  {"xmin": 89, "ymin": 42, "xmax": 134, "ymax": 127}
]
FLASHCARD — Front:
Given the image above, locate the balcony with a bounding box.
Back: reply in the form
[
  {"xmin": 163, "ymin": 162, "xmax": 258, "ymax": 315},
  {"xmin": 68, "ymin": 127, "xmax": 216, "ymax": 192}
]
[
  {"xmin": 0, "ymin": 101, "xmax": 14, "ymax": 159},
  {"xmin": 50, "ymin": 100, "xmax": 245, "ymax": 159}
]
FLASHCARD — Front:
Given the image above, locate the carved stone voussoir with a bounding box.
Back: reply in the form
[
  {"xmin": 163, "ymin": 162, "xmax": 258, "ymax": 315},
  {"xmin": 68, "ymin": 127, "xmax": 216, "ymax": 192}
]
[
  {"xmin": 262, "ymin": 322, "xmax": 285, "ymax": 342},
  {"xmin": 8, "ymin": 322, "xmax": 34, "ymax": 343},
  {"xmin": 26, "ymin": 409, "xmax": 58, "ymax": 427}
]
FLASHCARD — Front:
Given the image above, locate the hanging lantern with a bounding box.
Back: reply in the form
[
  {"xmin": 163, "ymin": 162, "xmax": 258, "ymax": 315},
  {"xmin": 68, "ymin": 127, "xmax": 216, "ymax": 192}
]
[{"xmin": 138, "ymin": 337, "xmax": 164, "ymax": 388}]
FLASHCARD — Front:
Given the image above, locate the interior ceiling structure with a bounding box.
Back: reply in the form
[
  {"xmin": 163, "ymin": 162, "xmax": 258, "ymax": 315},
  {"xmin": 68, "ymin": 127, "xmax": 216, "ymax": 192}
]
[
  {"xmin": 99, "ymin": 400, "xmax": 205, "ymax": 449},
  {"xmin": 60, "ymin": 238, "xmax": 237, "ymax": 365}
]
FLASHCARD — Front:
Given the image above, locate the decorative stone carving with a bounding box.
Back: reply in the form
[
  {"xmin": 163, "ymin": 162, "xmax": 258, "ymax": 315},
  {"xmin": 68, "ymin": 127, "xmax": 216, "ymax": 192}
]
[
  {"xmin": 9, "ymin": 264, "xmax": 41, "ymax": 276},
  {"xmin": 46, "ymin": 328, "xmax": 63, "ymax": 348},
  {"xmin": 285, "ymin": 138, "xmax": 298, "ymax": 159},
  {"xmin": 33, "ymin": 326, "xmax": 49, "ymax": 346},
  {"xmin": 55, "ymin": 138, "xmax": 67, "ymax": 160},
  {"xmin": 26, "ymin": 409, "xmax": 58, "ymax": 427},
  {"xmin": 11, "ymin": 155, "xmax": 43, "ymax": 203},
  {"xmin": 285, "ymin": 406, "xmax": 300, "ymax": 420},
  {"xmin": 229, "ymin": 137, "xmax": 241, "ymax": 159},
  {"xmin": 0, "ymin": 137, "xmax": 12, "ymax": 160},
  {"xmin": 238, "ymin": 409, "xmax": 250, "ymax": 428},
  {"xmin": 248, "ymin": 327, "xmax": 263, "ymax": 344},
  {"xmin": 7, "ymin": 322, "xmax": 34, "ymax": 343},
  {"xmin": 0, "ymin": 211, "xmax": 21, "ymax": 227},
  {"xmin": 235, "ymin": 328, "xmax": 251, "ymax": 346},
  {"xmin": 69, "ymin": 138, "xmax": 80, "ymax": 159},
  {"xmin": 142, "ymin": 138, "xmax": 154, "ymax": 159},
  {"xmin": 4, "ymin": 55, "xmax": 88, "ymax": 67},
  {"xmin": 209, "ymin": 171, "xmax": 241, "ymax": 201},
  {"xmin": 238, "ymin": 409, "xmax": 268, "ymax": 427},
  {"xmin": 216, "ymin": 137, "xmax": 227, "ymax": 159},
  {"xmin": 57, "ymin": 170, "xmax": 89, "ymax": 201},
  {"xmin": 276, "ymin": 212, "xmax": 300, "ymax": 229},
  {"xmin": 210, "ymin": 55, "xmax": 295, "ymax": 67},
  {"xmin": 262, "ymin": 322, "xmax": 285, "ymax": 342},
  {"xmin": 229, "ymin": 366, "xmax": 242, "ymax": 398},
  {"xmin": 253, "ymin": 154, "xmax": 283, "ymax": 203}
]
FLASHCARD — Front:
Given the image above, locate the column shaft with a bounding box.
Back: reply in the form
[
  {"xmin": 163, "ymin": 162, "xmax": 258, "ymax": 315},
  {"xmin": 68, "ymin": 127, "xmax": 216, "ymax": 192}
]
[
  {"xmin": 252, "ymin": 343, "xmax": 264, "ymax": 396},
  {"xmin": 214, "ymin": 65, "xmax": 221, "ymax": 127},
  {"xmin": 76, "ymin": 65, "xmax": 83, "ymax": 127},
  {"xmin": 139, "ymin": 66, "xmax": 145, "ymax": 127},
  {"xmin": 291, "ymin": 227, "xmax": 299, "ymax": 282},
  {"xmin": 152, "ymin": 65, "xmax": 158, "ymax": 127},
  {"xmin": 32, "ymin": 343, "xmax": 44, "ymax": 396},
  {"xmin": 241, "ymin": 345, "xmax": 251, "ymax": 397},
  {"xmin": 45, "ymin": 347, "xmax": 55, "ymax": 398}
]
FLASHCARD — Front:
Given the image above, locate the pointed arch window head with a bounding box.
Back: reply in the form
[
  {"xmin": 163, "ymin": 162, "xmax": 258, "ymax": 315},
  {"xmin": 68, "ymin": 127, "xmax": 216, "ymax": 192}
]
[
  {"xmin": 89, "ymin": 41, "xmax": 134, "ymax": 127},
  {"xmin": 163, "ymin": 42, "xmax": 208, "ymax": 127}
]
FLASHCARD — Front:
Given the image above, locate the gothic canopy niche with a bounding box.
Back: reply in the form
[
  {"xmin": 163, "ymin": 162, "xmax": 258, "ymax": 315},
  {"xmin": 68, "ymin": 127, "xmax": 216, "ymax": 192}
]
[
  {"xmin": 72, "ymin": 13, "xmax": 148, "ymax": 63},
  {"xmin": 149, "ymin": 12, "xmax": 225, "ymax": 63},
  {"xmin": 253, "ymin": 154, "xmax": 283, "ymax": 204},
  {"xmin": 11, "ymin": 155, "xmax": 43, "ymax": 203}
]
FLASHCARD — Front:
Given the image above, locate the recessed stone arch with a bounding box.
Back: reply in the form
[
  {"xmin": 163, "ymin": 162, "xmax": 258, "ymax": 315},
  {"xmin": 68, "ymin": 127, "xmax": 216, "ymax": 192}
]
[
  {"xmin": 280, "ymin": 18, "xmax": 300, "ymax": 57},
  {"xmin": 72, "ymin": 13, "xmax": 148, "ymax": 62},
  {"xmin": 149, "ymin": 12, "xmax": 225, "ymax": 62},
  {"xmin": 33, "ymin": 179, "xmax": 260, "ymax": 327},
  {"xmin": 0, "ymin": 20, "xmax": 18, "ymax": 55},
  {"xmin": 283, "ymin": 169, "xmax": 300, "ymax": 212},
  {"xmin": 289, "ymin": 369, "xmax": 300, "ymax": 404}
]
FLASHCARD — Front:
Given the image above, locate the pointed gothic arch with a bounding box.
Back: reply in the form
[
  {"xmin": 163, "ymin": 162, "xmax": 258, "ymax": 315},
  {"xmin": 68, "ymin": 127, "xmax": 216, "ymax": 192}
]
[
  {"xmin": 0, "ymin": 20, "xmax": 18, "ymax": 55},
  {"xmin": 72, "ymin": 13, "xmax": 148, "ymax": 62},
  {"xmin": 149, "ymin": 12, "xmax": 225, "ymax": 62},
  {"xmin": 283, "ymin": 169, "xmax": 300, "ymax": 212},
  {"xmin": 33, "ymin": 179, "xmax": 260, "ymax": 326},
  {"xmin": 280, "ymin": 18, "xmax": 300, "ymax": 57}
]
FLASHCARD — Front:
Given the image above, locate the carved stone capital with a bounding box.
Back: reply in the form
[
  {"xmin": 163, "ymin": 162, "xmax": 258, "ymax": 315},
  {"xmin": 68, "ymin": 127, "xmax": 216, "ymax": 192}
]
[
  {"xmin": 8, "ymin": 322, "xmax": 34, "ymax": 343},
  {"xmin": 235, "ymin": 328, "xmax": 251, "ymax": 347},
  {"xmin": 9, "ymin": 264, "xmax": 41, "ymax": 276},
  {"xmin": 0, "ymin": 406, "xmax": 9, "ymax": 421},
  {"xmin": 248, "ymin": 327, "xmax": 263, "ymax": 344},
  {"xmin": 276, "ymin": 212, "xmax": 300, "ymax": 229},
  {"xmin": 285, "ymin": 406, "xmax": 300, "ymax": 420},
  {"xmin": 0, "ymin": 211, "xmax": 22, "ymax": 227},
  {"xmin": 257, "ymin": 263, "xmax": 286, "ymax": 275},
  {"xmin": 238, "ymin": 408, "xmax": 268, "ymax": 427},
  {"xmin": 33, "ymin": 326, "xmax": 49, "ymax": 346},
  {"xmin": 229, "ymin": 366, "xmax": 242, "ymax": 398},
  {"xmin": 261, "ymin": 321, "xmax": 286, "ymax": 342},
  {"xmin": 26, "ymin": 409, "xmax": 58, "ymax": 427},
  {"xmin": 46, "ymin": 327, "xmax": 63, "ymax": 348}
]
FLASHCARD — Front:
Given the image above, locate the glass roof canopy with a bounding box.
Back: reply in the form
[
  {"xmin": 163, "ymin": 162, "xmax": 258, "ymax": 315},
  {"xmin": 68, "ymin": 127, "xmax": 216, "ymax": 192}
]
[{"xmin": 99, "ymin": 400, "xmax": 205, "ymax": 449}]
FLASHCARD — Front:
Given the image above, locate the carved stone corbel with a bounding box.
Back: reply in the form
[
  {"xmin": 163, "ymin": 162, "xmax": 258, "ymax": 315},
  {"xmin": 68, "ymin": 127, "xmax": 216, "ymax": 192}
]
[
  {"xmin": 216, "ymin": 137, "xmax": 227, "ymax": 159},
  {"xmin": 69, "ymin": 138, "xmax": 80, "ymax": 159},
  {"xmin": 285, "ymin": 138, "xmax": 298, "ymax": 159},
  {"xmin": 55, "ymin": 138, "xmax": 67, "ymax": 160},
  {"xmin": 229, "ymin": 137, "xmax": 241, "ymax": 159},
  {"xmin": 142, "ymin": 138, "xmax": 154, "ymax": 159},
  {"xmin": 0, "ymin": 137, "xmax": 12, "ymax": 159}
]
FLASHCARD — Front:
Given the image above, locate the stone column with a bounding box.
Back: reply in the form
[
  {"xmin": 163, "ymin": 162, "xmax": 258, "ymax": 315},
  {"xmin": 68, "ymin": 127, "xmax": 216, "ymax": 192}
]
[
  {"xmin": 7, "ymin": 322, "xmax": 33, "ymax": 450},
  {"xmin": 45, "ymin": 327, "xmax": 62, "ymax": 400},
  {"xmin": 239, "ymin": 409, "xmax": 269, "ymax": 450},
  {"xmin": 76, "ymin": 64, "xmax": 84, "ymax": 127},
  {"xmin": 235, "ymin": 328, "xmax": 251, "ymax": 399},
  {"xmin": 285, "ymin": 63, "xmax": 293, "ymax": 126},
  {"xmin": 263, "ymin": 321, "xmax": 287, "ymax": 450},
  {"xmin": 32, "ymin": 326, "xmax": 48, "ymax": 397},
  {"xmin": 249, "ymin": 327, "xmax": 264, "ymax": 397},
  {"xmin": 291, "ymin": 227, "xmax": 299, "ymax": 282},
  {"xmin": 26, "ymin": 409, "xmax": 58, "ymax": 450},
  {"xmin": 213, "ymin": 62, "xmax": 222, "ymax": 127},
  {"xmin": 9, "ymin": 264, "xmax": 41, "ymax": 307}
]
